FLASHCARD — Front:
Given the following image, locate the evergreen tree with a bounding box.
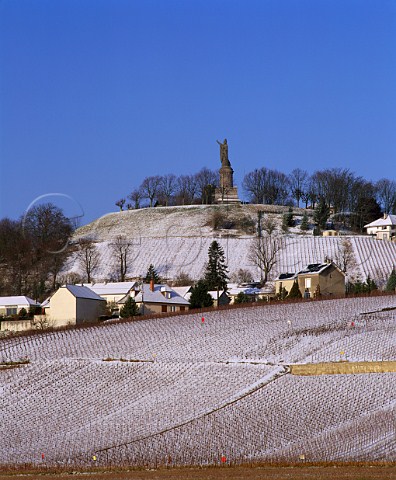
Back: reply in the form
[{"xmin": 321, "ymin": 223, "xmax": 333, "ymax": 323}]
[
  {"xmin": 386, "ymin": 268, "xmax": 396, "ymax": 292},
  {"xmin": 288, "ymin": 280, "xmax": 302, "ymax": 299},
  {"xmin": 189, "ymin": 280, "xmax": 214, "ymax": 309},
  {"xmin": 282, "ymin": 207, "xmax": 295, "ymax": 233},
  {"xmin": 234, "ymin": 292, "xmax": 250, "ymax": 304},
  {"xmin": 120, "ymin": 297, "xmax": 139, "ymax": 318},
  {"xmin": 204, "ymin": 241, "xmax": 229, "ymax": 291},
  {"xmin": 300, "ymin": 212, "xmax": 309, "ymax": 231},
  {"xmin": 366, "ymin": 275, "xmax": 377, "ymax": 293},
  {"xmin": 144, "ymin": 264, "xmax": 160, "ymax": 283},
  {"xmin": 313, "ymin": 197, "xmax": 330, "ymax": 230},
  {"xmin": 277, "ymin": 286, "xmax": 288, "ymax": 300}
]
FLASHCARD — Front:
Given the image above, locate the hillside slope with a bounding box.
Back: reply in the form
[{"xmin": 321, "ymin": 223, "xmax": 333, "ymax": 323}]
[
  {"xmin": 64, "ymin": 205, "xmax": 396, "ymax": 285},
  {"xmin": 1, "ymin": 296, "xmax": 395, "ymax": 466}
]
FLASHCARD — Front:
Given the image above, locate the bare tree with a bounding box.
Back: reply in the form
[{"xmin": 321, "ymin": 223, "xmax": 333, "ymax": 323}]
[
  {"xmin": 77, "ymin": 239, "xmax": 100, "ymax": 283},
  {"xmin": 115, "ymin": 199, "xmax": 126, "ymax": 211},
  {"xmin": 243, "ymin": 168, "xmax": 266, "ymax": 204},
  {"xmin": 175, "ymin": 175, "xmax": 197, "ymax": 205},
  {"xmin": 230, "ymin": 268, "xmax": 254, "ymax": 284},
  {"xmin": 243, "ymin": 167, "xmax": 290, "ymax": 205},
  {"xmin": 158, "ymin": 174, "xmax": 177, "ymax": 206},
  {"xmin": 289, "ymin": 168, "xmax": 308, "ymax": 207},
  {"xmin": 195, "ymin": 168, "xmax": 219, "ymax": 204},
  {"xmin": 248, "ymin": 230, "xmax": 284, "ymax": 284},
  {"xmin": 334, "ymin": 238, "xmax": 356, "ymax": 274},
  {"xmin": 111, "ymin": 235, "xmax": 131, "ymax": 282},
  {"xmin": 140, "ymin": 176, "xmax": 162, "ymax": 207},
  {"xmin": 375, "ymin": 179, "xmax": 396, "ymax": 214},
  {"xmin": 128, "ymin": 188, "xmax": 143, "ymax": 209}
]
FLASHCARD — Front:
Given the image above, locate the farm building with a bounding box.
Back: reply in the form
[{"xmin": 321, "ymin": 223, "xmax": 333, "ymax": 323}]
[
  {"xmin": 365, "ymin": 214, "xmax": 396, "ymax": 241},
  {"xmin": 44, "ymin": 285, "xmax": 106, "ymax": 327},
  {"xmin": 134, "ymin": 280, "xmax": 190, "ymax": 315},
  {"xmin": 276, "ymin": 262, "xmax": 346, "ymax": 298}
]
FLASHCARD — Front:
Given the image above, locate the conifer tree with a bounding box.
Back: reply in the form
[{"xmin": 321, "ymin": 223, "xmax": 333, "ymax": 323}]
[
  {"xmin": 120, "ymin": 297, "xmax": 139, "ymax": 318},
  {"xmin": 300, "ymin": 212, "xmax": 309, "ymax": 231},
  {"xmin": 144, "ymin": 264, "xmax": 160, "ymax": 283},
  {"xmin": 288, "ymin": 280, "xmax": 302, "ymax": 298},
  {"xmin": 189, "ymin": 280, "xmax": 214, "ymax": 309},
  {"xmin": 386, "ymin": 268, "xmax": 396, "ymax": 292},
  {"xmin": 204, "ymin": 241, "xmax": 229, "ymax": 292},
  {"xmin": 313, "ymin": 197, "xmax": 330, "ymax": 230}
]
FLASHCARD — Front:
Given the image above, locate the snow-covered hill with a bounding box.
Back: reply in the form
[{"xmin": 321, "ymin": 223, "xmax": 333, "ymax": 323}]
[
  {"xmin": 1, "ymin": 296, "xmax": 395, "ymax": 466},
  {"xmin": 64, "ymin": 205, "xmax": 396, "ymax": 286}
]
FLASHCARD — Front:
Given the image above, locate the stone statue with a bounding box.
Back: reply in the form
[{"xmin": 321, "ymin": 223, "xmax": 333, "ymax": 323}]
[{"xmin": 216, "ymin": 138, "xmax": 230, "ymax": 166}]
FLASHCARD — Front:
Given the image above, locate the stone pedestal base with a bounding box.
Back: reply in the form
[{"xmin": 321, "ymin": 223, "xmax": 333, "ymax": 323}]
[{"xmin": 214, "ymin": 187, "xmax": 241, "ymax": 204}]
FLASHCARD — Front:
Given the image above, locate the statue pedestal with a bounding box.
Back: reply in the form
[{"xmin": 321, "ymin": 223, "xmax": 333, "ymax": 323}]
[{"xmin": 214, "ymin": 186, "xmax": 241, "ymax": 204}]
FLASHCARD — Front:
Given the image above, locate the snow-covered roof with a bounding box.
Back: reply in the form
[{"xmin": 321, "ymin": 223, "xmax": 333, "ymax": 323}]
[
  {"xmin": 80, "ymin": 282, "xmax": 136, "ymax": 295},
  {"xmin": 135, "ymin": 284, "xmax": 190, "ymax": 305},
  {"xmin": 0, "ymin": 296, "xmax": 40, "ymax": 307},
  {"xmin": 64, "ymin": 285, "xmax": 106, "ymax": 301},
  {"xmin": 276, "ymin": 273, "xmax": 297, "ymax": 281},
  {"xmin": 276, "ymin": 263, "xmax": 344, "ymax": 280},
  {"xmin": 298, "ymin": 263, "xmax": 330, "ymax": 275},
  {"xmin": 364, "ymin": 214, "xmax": 396, "ymax": 228},
  {"xmin": 172, "ymin": 286, "xmax": 192, "ymax": 298},
  {"xmin": 227, "ymin": 286, "xmax": 262, "ymax": 296},
  {"xmin": 208, "ymin": 290, "xmax": 228, "ymax": 300}
]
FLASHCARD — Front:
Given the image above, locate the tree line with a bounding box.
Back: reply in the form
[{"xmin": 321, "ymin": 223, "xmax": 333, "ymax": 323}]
[
  {"xmin": 0, "ymin": 204, "xmax": 74, "ymax": 299},
  {"xmin": 118, "ymin": 166, "xmax": 396, "ymax": 220}
]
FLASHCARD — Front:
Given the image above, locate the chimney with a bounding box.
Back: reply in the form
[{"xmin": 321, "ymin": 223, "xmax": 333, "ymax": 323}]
[{"xmin": 150, "ymin": 279, "xmax": 155, "ymax": 292}]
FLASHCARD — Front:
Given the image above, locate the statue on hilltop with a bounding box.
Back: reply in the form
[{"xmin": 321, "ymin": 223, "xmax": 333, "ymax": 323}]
[
  {"xmin": 216, "ymin": 139, "xmax": 231, "ymax": 167},
  {"xmin": 214, "ymin": 138, "xmax": 240, "ymax": 204}
]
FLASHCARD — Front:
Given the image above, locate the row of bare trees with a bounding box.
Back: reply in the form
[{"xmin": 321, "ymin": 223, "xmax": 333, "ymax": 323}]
[
  {"xmin": 116, "ymin": 168, "xmax": 219, "ymax": 210},
  {"xmin": 243, "ymin": 167, "xmax": 396, "ymax": 215}
]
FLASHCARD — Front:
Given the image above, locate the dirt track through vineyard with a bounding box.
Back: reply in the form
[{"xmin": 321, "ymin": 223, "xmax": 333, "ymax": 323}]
[{"xmin": 1, "ymin": 465, "xmax": 396, "ymax": 480}]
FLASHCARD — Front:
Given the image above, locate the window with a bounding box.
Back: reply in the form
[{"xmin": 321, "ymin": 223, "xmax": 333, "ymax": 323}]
[
  {"xmin": 6, "ymin": 306, "xmax": 17, "ymax": 316},
  {"xmin": 161, "ymin": 305, "xmax": 167, "ymax": 313},
  {"xmin": 170, "ymin": 305, "xmax": 176, "ymax": 312},
  {"xmin": 305, "ymin": 278, "xmax": 311, "ymax": 289}
]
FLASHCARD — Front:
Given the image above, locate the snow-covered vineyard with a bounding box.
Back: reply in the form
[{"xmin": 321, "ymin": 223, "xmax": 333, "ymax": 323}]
[
  {"xmin": 64, "ymin": 234, "xmax": 396, "ymax": 287},
  {"xmin": 63, "ymin": 205, "xmax": 396, "ymax": 285},
  {"xmin": 1, "ymin": 295, "xmax": 396, "ymax": 466}
]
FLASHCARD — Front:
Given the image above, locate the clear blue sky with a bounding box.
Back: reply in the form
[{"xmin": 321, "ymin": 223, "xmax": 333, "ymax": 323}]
[{"xmin": 1, "ymin": 0, "xmax": 395, "ymax": 225}]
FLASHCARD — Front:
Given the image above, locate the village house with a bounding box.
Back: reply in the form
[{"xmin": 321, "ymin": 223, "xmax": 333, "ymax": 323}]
[
  {"xmin": 80, "ymin": 281, "xmax": 137, "ymax": 315},
  {"xmin": 0, "ymin": 296, "xmax": 41, "ymax": 333},
  {"xmin": 364, "ymin": 214, "xmax": 396, "ymax": 241},
  {"xmin": 43, "ymin": 285, "xmax": 106, "ymax": 327},
  {"xmin": 134, "ymin": 280, "xmax": 190, "ymax": 315},
  {"xmin": 275, "ymin": 262, "xmax": 346, "ymax": 298}
]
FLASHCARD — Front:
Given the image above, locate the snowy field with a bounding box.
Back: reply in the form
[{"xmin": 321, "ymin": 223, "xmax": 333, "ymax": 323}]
[
  {"xmin": 1, "ymin": 295, "xmax": 395, "ymax": 467},
  {"xmin": 63, "ymin": 205, "xmax": 396, "ymax": 285}
]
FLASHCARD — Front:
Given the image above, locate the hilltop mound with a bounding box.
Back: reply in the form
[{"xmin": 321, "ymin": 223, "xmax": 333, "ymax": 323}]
[
  {"xmin": 75, "ymin": 204, "xmax": 300, "ymax": 241},
  {"xmin": 1, "ymin": 296, "xmax": 395, "ymax": 467}
]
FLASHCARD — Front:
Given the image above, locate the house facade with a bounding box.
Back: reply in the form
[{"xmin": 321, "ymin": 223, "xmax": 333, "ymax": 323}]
[
  {"xmin": 44, "ymin": 285, "xmax": 106, "ymax": 327},
  {"xmin": 276, "ymin": 263, "xmax": 346, "ymax": 298},
  {"xmin": 134, "ymin": 280, "xmax": 190, "ymax": 315},
  {"xmin": 365, "ymin": 214, "xmax": 396, "ymax": 241},
  {"xmin": 0, "ymin": 297, "xmax": 41, "ymax": 333}
]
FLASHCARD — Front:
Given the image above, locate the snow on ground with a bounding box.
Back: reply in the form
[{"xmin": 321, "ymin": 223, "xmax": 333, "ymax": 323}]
[
  {"xmin": 0, "ymin": 295, "xmax": 395, "ymax": 466},
  {"xmin": 62, "ymin": 205, "xmax": 396, "ymax": 285}
]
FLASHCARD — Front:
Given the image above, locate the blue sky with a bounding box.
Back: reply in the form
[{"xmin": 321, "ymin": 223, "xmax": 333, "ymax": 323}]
[{"xmin": 1, "ymin": 0, "xmax": 395, "ymax": 225}]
